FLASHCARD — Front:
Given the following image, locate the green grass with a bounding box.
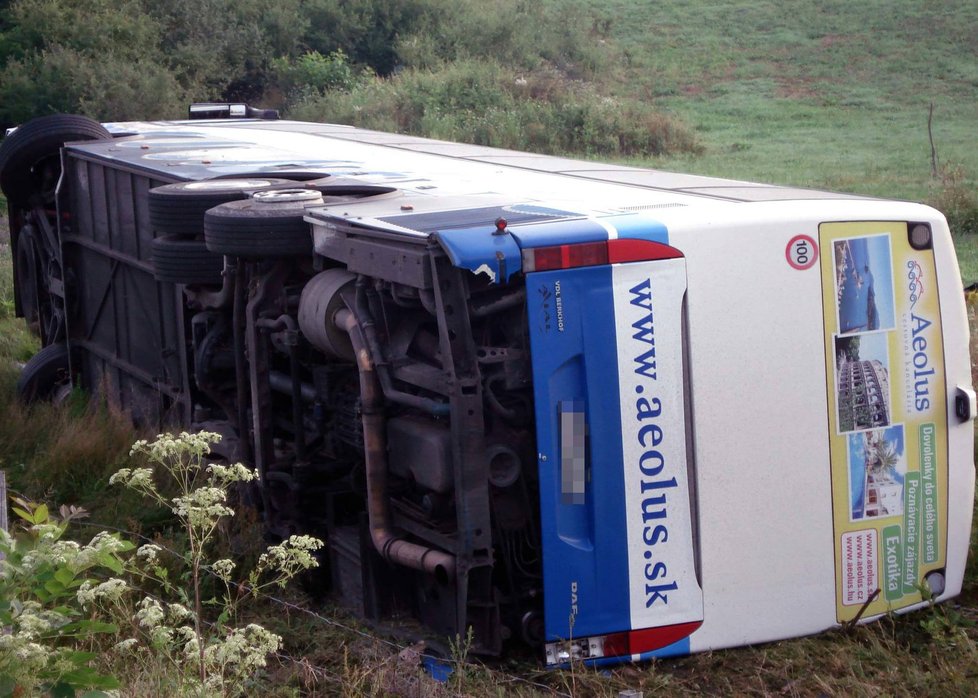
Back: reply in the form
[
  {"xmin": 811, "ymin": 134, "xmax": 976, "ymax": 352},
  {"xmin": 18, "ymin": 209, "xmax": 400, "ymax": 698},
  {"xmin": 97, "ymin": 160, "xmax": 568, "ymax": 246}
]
[
  {"xmin": 592, "ymin": 0, "xmax": 978, "ymax": 209},
  {"xmin": 578, "ymin": 0, "xmax": 978, "ymax": 272}
]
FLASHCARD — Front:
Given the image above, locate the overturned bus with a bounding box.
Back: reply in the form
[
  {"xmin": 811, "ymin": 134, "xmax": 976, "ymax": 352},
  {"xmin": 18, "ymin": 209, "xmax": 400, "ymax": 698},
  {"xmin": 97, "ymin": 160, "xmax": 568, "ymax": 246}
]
[{"xmin": 1, "ymin": 110, "xmax": 974, "ymax": 665}]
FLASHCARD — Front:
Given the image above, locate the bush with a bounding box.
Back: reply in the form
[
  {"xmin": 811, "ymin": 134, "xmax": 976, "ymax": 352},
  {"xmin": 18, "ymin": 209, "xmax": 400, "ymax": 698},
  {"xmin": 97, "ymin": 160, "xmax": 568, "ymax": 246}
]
[
  {"xmin": 288, "ymin": 60, "xmax": 701, "ymax": 158},
  {"xmin": 0, "ymin": 0, "xmax": 189, "ymax": 126},
  {"xmin": 392, "ymin": 0, "xmax": 617, "ymax": 79},
  {"xmin": 930, "ymin": 162, "xmax": 978, "ymax": 238},
  {"xmin": 1, "ymin": 432, "xmax": 323, "ymax": 696},
  {"xmin": 271, "ymin": 50, "xmax": 365, "ymax": 102},
  {"xmin": 0, "ymin": 500, "xmax": 128, "ymax": 695}
]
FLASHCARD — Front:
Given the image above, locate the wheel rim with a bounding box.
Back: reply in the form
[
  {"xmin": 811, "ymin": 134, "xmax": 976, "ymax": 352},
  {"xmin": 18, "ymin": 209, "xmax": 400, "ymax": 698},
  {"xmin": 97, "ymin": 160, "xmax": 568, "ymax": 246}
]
[
  {"xmin": 250, "ymin": 188, "xmax": 324, "ymax": 204},
  {"xmin": 183, "ymin": 179, "xmax": 288, "ymax": 192}
]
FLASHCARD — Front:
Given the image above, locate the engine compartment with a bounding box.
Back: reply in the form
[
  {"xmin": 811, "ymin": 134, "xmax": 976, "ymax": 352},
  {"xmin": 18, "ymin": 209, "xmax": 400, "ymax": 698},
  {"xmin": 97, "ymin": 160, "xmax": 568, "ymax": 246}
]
[{"xmin": 195, "ymin": 239, "xmax": 543, "ymax": 653}]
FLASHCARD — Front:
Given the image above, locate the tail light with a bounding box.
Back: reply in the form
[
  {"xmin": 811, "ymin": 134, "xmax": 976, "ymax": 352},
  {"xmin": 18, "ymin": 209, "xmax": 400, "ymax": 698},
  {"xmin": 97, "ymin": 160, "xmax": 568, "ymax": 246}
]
[
  {"xmin": 522, "ymin": 239, "xmax": 683, "ymax": 272},
  {"xmin": 544, "ymin": 621, "xmax": 702, "ymax": 666}
]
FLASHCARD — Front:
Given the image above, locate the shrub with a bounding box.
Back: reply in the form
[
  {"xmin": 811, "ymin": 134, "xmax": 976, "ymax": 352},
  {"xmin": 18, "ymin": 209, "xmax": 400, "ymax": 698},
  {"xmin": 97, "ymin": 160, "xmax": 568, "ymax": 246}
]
[
  {"xmin": 392, "ymin": 0, "xmax": 618, "ymax": 79},
  {"xmin": 271, "ymin": 50, "xmax": 365, "ymax": 103},
  {"xmin": 288, "ymin": 60, "xmax": 701, "ymax": 159},
  {"xmin": 930, "ymin": 162, "xmax": 978, "ymax": 238},
  {"xmin": 1, "ymin": 432, "xmax": 323, "ymax": 696},
  {"xmin": 0, "ymin": 500, "xmax": 128, "ymax": 696}
]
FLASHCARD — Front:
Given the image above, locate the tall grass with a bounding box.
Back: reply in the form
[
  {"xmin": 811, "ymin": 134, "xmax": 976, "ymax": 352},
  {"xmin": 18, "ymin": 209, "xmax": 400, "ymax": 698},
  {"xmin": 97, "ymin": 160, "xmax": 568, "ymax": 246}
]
[
  {"xmin": 0, "ymin": 239, "xmax": 144, "ymax": 528},
  {"xmin": 290, "ymin": 59, "xmax": 702, "ymax": 158}
]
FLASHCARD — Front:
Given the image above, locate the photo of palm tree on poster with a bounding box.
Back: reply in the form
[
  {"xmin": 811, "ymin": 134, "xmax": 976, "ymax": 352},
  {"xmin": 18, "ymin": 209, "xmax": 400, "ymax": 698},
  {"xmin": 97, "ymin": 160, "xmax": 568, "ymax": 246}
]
[{"xmin": 847, "ymin": 425, "xmax": 907, "ymax": 521}]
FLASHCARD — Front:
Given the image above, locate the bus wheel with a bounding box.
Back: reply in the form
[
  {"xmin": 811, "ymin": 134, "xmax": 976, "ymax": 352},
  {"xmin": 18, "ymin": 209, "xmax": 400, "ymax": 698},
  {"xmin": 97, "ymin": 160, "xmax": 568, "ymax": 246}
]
[
  {"xmin": 151, "ymin": 234, "xmax": 225, "ymax": 285},
  {"xmin": 203, "ymin": 189, "xmax": 322, "ymax": 258},
  {"xmin": 0, "ymin": 114, "xmax": 111, "ymax": 205},
  {"xmin": 17, "ymin": 342, "xmax": 72, "ymax": 404},
  {"xmin": 148, "ymin": 178, "xmax": 298, "ymax": 235}
]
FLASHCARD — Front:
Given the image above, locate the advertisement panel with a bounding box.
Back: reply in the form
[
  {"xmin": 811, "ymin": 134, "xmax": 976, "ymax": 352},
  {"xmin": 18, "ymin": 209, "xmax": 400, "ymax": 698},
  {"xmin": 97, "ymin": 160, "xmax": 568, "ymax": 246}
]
[{"xmin": 819, "ymin": 222, "xmax": 947, "ymax": 621}]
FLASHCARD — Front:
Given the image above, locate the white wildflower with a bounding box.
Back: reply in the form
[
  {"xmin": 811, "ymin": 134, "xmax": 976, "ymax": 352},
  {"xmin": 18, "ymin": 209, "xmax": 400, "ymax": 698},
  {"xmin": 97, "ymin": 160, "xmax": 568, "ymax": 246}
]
[
  {"xmin": 174, "ymin": 625, "xmax": 198, "ymax": 648},
  {"xmin": 13, "ymin": 641, "xmax": 48, "ymax": 666},
  {"xmin": 258, "ymin": 535, "xmax": 324, "ymax": 580},
  {"xmin": 75, "ymin": 532, "xmax": 130, "ymax": 568},
  {"xmin": 109, "ymin": 467, "xmax": 155, "ymax": 490},
  {"xmin": 207, "ymin": 462, "xmax": 256, "ymax": 485},
  {"xmin": 134, "ymin": 431, "xmax": 220, "ymax": 462},
  {"xmin": 171, "ymin": 487, "xmax": 234, "ymax": 526},
  {"xmin": 136, "ymin": 543, "xmax": 162, "ymax": 563},
  {"xmin": 76, "ymin": 578, "xmax": 128, "ymax": 607},
  {"xmin": 135, "ymin": 597, "xmax": 165, "ymax": 629},
  {"xmin": 113, "ymin": 638, "xmax": 139, "ymax": 653},
  {"xmin": 148, "ymin": 624, "xmax": 175, "ymax": 648},
  {"xmin": 16, "ymin": 604, "xmax": 66, "ymax": 638},
  {"xmin": 87, "ymin": 530, "xmax": 129, "ymax": 554},
  {"xmin": 203, "ymin": 624, "xmax": 282, "ymax": 675},
  {"xmin": 128, "ymin": 439, "xmax": 149, "ymax": 456},
  {"xmin": 20, "ymin": 538, "xmax": 82, "ymax": 572},
  {"xmin": 167, "ymin": 603, "xmax": 195, "ymax": 624},
  {"xmin": 33, "ymin": 523, "xmax": 65, "ymax": 544},
  {"xmin": 211, "ymin": 558, "xmax": 236, "ymax": 582}
]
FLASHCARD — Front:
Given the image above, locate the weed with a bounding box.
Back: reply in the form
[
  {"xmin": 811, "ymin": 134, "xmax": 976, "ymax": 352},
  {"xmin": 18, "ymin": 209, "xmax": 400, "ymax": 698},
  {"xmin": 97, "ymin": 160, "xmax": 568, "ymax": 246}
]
[
  {"xmin": 448, "ymin": 625, "xmax": 474, "ymax": 692},
  {"xmin": 0, "ymin": 498, "xmax": 129, "ymax": 695},
  {"xmin": 919, "ymin": 604, "xmax": 975, "ymax": 650},
  {"xmin": 109, "ymin": 432, "xmax": 324, "ymax": 695},
  {"xmin": 0, "ymin": 432, "xmax": 328, "ymax": 697}
]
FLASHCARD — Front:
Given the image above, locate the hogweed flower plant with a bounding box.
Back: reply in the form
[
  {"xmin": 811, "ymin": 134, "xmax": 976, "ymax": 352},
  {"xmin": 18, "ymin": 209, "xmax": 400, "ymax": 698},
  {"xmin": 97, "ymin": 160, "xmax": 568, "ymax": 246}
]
[
  {"xmin": 110, "ymin": 431, "xmax": 324, "ymax": 694},
  {"xmin": 0, "ymin": 431, "xmax": 323, "ymax": 697},
  {"xmin": 0, "ymin": 499, "xmax": 128, "ymax": 695}
]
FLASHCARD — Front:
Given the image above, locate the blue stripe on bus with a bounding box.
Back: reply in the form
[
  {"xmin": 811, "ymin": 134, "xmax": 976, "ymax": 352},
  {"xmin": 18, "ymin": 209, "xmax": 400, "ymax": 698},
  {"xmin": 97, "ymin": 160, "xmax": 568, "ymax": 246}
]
[
  {"xmin": 600, "ymin": 213, "xmax": 670, "ymax": 244},
  {"xmin": 509, "ymin": 217, "xmax": 610, "ymax": 248}
]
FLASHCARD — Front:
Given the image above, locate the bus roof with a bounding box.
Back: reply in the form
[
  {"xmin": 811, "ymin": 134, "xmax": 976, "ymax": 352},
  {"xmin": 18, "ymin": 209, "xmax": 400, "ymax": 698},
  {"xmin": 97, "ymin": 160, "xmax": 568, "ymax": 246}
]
[{"xmin": 79, "ymin": 118, "xmax": 873, "ymax": 206}]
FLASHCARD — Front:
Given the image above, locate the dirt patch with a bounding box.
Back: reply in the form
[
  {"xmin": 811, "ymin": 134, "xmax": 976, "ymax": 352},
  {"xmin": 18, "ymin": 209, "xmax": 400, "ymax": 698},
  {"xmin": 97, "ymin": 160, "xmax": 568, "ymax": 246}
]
[
  {"xmin": 820, "ymin": 34, "xmax": 846, "ymax": 49},
  {"xmin": 775, "ymin": 76, "xmax": 820, "ymax": 99}
]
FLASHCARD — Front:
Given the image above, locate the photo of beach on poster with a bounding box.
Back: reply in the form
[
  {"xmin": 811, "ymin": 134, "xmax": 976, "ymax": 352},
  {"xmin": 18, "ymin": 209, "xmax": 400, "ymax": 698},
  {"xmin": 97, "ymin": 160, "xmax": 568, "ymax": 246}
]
[
  {"xmin": 847, "ymin": 425, "xmax": 907, "ymax": 521},
  {"xmin": 833, "ymin": 235, "xmax": 896, "ymax": 335}
]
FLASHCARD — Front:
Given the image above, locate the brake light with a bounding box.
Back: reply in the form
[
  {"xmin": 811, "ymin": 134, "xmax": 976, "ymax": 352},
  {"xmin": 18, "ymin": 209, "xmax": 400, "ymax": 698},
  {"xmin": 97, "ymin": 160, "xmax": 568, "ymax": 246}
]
[
  {"xmin": 544, "ymin": 621, "xmax": 702, "ymax": 666},
  {"xmin": 523, "ymin": 239, "xmax": 682, "ymax": 272}
]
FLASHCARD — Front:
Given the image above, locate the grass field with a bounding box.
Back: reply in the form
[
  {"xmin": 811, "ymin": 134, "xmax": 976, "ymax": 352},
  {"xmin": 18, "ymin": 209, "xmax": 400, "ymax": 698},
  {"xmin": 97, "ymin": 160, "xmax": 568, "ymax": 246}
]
[
  {"xmin": 575, "ymin": 0, "xmax": 978, "ymax": 284},
  {"xmin": 591, "ymin": 0, "xmax": 978, "ymax": 202}
]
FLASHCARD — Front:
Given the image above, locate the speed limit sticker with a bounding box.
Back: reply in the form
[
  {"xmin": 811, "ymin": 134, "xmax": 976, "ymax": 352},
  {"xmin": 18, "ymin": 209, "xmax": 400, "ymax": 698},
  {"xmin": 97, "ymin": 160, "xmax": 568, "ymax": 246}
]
[{"xmin": 786, "ymin": 235, "xmax": 818, "ymax": 270}]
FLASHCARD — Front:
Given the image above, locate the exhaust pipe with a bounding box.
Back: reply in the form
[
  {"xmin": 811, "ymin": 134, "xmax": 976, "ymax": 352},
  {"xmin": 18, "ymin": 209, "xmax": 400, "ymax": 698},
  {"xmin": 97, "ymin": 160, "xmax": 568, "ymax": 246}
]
[{"xmin": 335, "ymin": 308, "xmax": 456, "ymax": 584}]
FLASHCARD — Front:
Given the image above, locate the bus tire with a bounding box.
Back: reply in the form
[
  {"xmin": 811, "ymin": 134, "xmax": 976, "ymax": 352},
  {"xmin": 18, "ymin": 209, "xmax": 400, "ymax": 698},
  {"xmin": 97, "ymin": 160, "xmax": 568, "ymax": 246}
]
[
  {"xmin": 148, "ymin": 178, "xmax": 298, "ymax": 235},
  {"xmin": 0, "ymin": 114, "xmax": 111, "ymax": 205},
  {"xmin": 17, "ymin": 342, "xmax": 72, "ymax": 404},
  {"xmin": 203, "ymin": 190, "xmax": 322, "ymax": 258},
  {"xmin": 151, "ymin": 234, "xmax": 225, "ymax": 285}
]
